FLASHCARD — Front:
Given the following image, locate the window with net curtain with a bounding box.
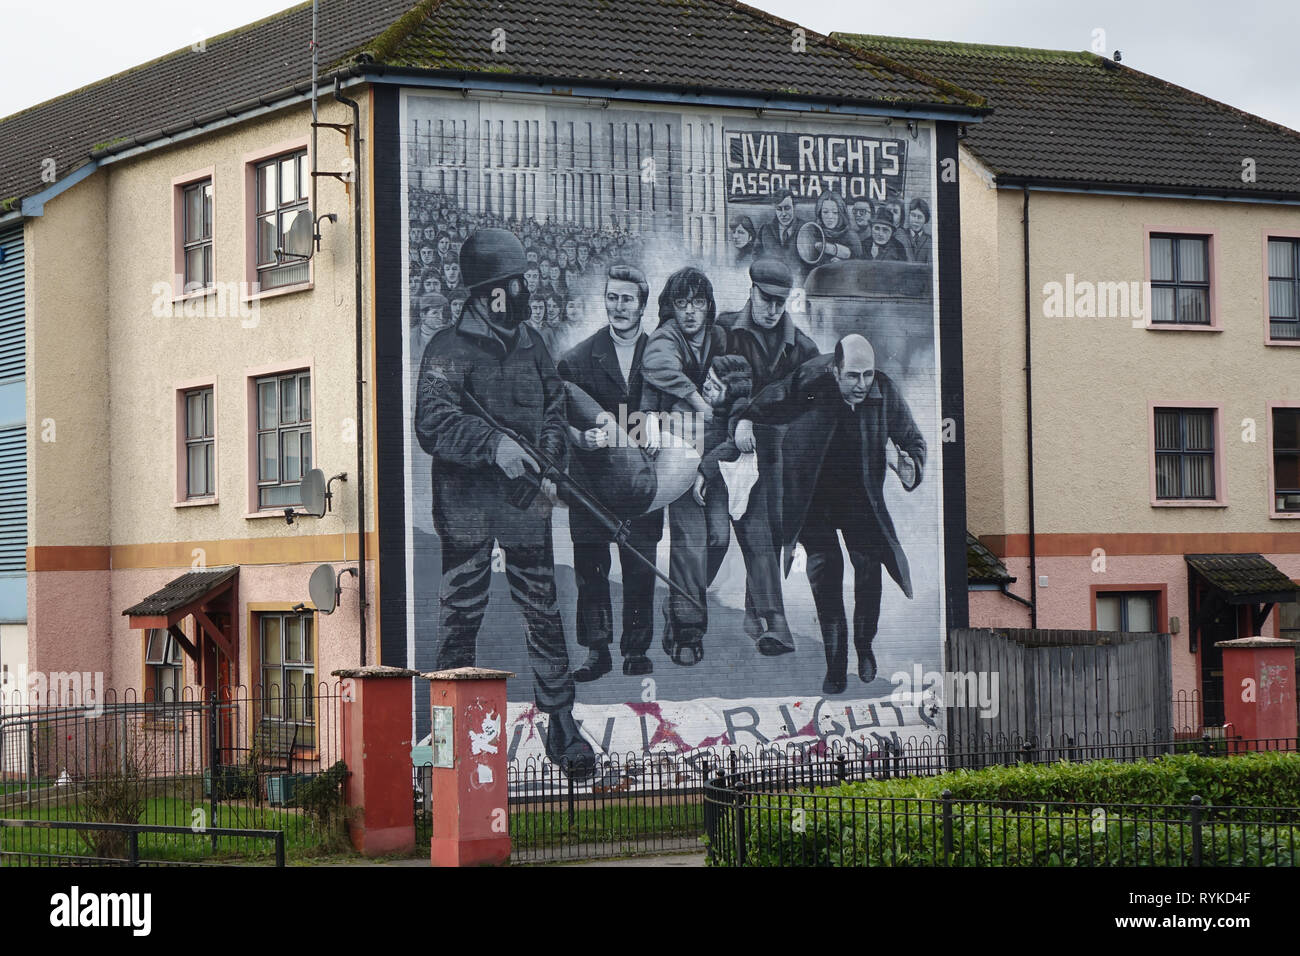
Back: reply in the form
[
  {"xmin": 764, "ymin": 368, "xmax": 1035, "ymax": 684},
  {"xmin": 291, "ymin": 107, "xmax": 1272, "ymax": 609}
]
[
  {"xmin": 184, "ymin": 386, "xmax": 214, "ymax": 499},
  {"xmin": 259, "ymin": 611, "xmax": 316, "ymax": 748},
  {"xmin": 181, "ymin": 179, "xmax": 213, "ymax": 292},
  {"xmin": 256, "ymin": 370, "xmax": 311, "ymax": 509},
  {"xmin": 1274, "ymin": 408, "xmax": 1300, "ymax": 512},
  {"xmin": 1096, "ymin": 592, "xmax": 1158, "ymax": 632},
  {"xmin": 145, "ymin": 629, "xmax": 184, "ymax": 703},
  {"xmin": 1268, "ymin": 238, "xmax": 1300, "ymax": 340},
  {"xmin": 1149, "ymin": 234, "xmax": 1210, "ymax": 325},
  {"xmin": 254, "ymin": 150, "xmax": 311, "ymax": 291},
  {"xmin": 1155, "ymin": 408, "xmax": 1216, "ymax": 499}
]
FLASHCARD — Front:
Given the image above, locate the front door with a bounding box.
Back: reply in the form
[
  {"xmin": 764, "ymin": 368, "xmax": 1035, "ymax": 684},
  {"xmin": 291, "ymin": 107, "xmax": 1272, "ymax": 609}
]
[
  {"xmin": 209, "ymin": 612, "xmax": 237, "ymax": 762},
  {"xmin": 1197, "ymin": 588, "xmax": 1235, "ymax": 727}
]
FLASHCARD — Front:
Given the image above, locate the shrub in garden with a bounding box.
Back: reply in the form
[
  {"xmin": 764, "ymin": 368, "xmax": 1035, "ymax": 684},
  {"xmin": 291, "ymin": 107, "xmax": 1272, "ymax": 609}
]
[{"xmin": 710, "ymin": 752, "xmax": 1300, "ymax": 867}]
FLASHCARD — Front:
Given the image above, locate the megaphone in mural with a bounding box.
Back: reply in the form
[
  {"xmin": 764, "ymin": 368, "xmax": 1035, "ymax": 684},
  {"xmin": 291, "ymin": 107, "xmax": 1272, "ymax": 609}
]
[{"xmin": 796, "ymin": 221, "xmax": 853, "ymax": 266}]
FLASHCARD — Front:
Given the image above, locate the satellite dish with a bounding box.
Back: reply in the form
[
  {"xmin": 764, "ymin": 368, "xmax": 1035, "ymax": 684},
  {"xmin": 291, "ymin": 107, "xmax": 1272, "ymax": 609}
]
[
  {"xmin": 300, "ymin": 469, "xmax": 327, "ymax": 518},
  {"xmin": 309, "ymin": 563, "xmax": 337, "ymax": 614}
]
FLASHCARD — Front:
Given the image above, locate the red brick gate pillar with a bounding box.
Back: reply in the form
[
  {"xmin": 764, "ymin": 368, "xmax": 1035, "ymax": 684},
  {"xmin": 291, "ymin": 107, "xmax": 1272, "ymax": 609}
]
[
  {"xmin": 1216, "ymin": 637, "xmax": 1297, "ymax": 751},
  {"xmin": 332, "ymin": 665, "xmax": 420, "ymax": 856},
  {"xmin": 424, "ymin": 667, "xmax": 513, "ymax": 867}
]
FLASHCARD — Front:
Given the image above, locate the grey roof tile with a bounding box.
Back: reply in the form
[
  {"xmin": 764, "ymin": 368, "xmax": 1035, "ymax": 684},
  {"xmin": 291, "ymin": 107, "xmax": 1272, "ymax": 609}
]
[
  {"xmin": 0, "ymin": 1, "xmax": 983, "ymax": 210},
  {"xmin": 0, "ymin": 0, "xmax": 415, "ymax": 207},
  {"xmin": 367, "ymin": 0, "xmax": 984, "ymax": 109},
  {"xmin": 835, "ymin": 34, "xmax": 1300, "ymax": 198},
  {"xmin": 1185, "ymin": 553, "xmax": 1299, "ymax": 602},
  {"xmin": 121, "ymin": 566, "xmax": 239, "ymax": 618}
]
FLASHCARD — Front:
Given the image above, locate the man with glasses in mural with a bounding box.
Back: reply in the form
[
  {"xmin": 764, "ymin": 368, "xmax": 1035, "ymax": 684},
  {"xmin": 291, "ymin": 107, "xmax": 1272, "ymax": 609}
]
[
  {"xmin": 640, "ymin": 267, "xmax": 729, "ymax": 666},
  {"xmin": 414, "ymin": 227, "xmax": 594, "ymax": 777}
]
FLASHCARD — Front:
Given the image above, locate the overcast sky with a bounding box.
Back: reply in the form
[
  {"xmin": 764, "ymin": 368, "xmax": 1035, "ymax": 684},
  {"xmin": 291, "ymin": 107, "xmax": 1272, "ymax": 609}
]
[{"xmin": 6, "ymin": 0, "xmax": 1299, "ymax": 130}]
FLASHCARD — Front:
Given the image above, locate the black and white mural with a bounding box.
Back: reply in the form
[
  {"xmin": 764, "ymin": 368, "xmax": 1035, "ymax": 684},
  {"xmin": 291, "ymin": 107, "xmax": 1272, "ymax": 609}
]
[{"xmin": 395, "ymin": 91, "xmax": 947, "ymax": 775}]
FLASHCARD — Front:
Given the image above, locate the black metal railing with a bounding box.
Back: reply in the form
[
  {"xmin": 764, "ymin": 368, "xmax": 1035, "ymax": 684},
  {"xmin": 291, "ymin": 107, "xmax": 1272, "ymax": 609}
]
[
  {"xmin": 703, "ymin": 785, "xmax": 1300, "ymax": 867},
  {"xmin": 702, "ymin": 737, "xmax": 1300, "ymax": 867},
  {"xmin": 1173, "ymin": 689, "xmax": 1228, "ymax": 738},
  {"xmin": 411, "ymin": 731, "xmax": 1296, "ymax": 863},
  {"xmin": 0, "ymin": 818, "xmax": 286, "ymax": 867},
  {"xmin": 0, "ymin": 683, "xmax": 346, "ymax": 864}
]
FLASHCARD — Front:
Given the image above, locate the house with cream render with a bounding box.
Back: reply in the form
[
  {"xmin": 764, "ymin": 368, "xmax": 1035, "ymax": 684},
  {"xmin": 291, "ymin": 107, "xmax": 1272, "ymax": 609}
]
[
  {"xmin": 0, "ymin": 1, "xmax": 418, "ymax": 716},
  {"xmin": 0, "ymin": 0, "xmax": 986, "ymax": 760},
  {"xmin": 10, "ymin": 2, "xmax": 1300, "ymax": 751},
  {"xmin": 839, "ymin": 35, "xmax": 1300, "ymax": 731}
]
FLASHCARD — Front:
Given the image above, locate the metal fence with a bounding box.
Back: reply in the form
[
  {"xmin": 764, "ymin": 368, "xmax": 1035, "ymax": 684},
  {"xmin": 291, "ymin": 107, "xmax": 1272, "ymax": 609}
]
[
  {"xmin": 702, "ymin": 735, "xmax": 1300, "ymax": 866},
  {"xmin": 1172, "ymin": 688, "xmax": 1228, "ymax": 738},
  {"xmin": 0, "ymin": 683, "xmax": 346, "ymax": 865},
  {"xmin": 416, "ymin": 731, "xmax": 1296, "ymax": 863},
  {"xmin": 703, "ymin": 788, "xmax": 1300, "ymax": 867},
  {"xmin": 0, "ymin": 818, "xmax": 286, "ymax": 867}
]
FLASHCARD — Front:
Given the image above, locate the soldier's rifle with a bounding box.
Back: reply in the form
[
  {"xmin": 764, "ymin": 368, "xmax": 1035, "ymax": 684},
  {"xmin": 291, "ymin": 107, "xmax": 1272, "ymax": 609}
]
[{"xmin": 461, "ymin": 390, "xmax": 705, "ymax": 612}]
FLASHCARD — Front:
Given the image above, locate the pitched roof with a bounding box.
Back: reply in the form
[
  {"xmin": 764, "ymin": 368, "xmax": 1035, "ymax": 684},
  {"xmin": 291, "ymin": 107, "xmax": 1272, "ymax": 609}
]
[
  {"xmin": 834, "ymin": 34, "xmax": 1300, "ymax": 199},
  {"xmin": 1185, "ymin": 553, "xmax": 1299, "ymax": 604},
  {"xmin": 360, "ymin": 0, "xmax": 985, "ymax": 110},
  {"xmin": 121, "ymin": 566, "xmax": 240, "ymax": 618},
  {"xmin": 967, "ymin": 532, "xmax": 1014, "ymax": 585},
  {"xmin": 0, "ymin": 0, "xmax": 415, "ymax": 211},
  {"xmin": 0, "ymin": 1, "xmax": 984, "ymax": 213}
]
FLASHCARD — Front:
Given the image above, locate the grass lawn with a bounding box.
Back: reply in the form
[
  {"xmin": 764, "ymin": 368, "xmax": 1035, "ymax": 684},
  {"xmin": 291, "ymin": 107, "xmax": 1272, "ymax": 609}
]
[
  {"xmin": 508, "ymin": 800, "xmax": 703, "ymax": 849},
  {"xmin": 1, "ymin": 796, "xmax": 347, "ymax": 865}
]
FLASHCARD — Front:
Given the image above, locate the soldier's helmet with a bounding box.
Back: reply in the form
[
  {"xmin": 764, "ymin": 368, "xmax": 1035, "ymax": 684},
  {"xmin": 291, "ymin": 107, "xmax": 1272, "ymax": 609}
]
[{"xmin": 458, "ymin": 228, "xmax": 528, "ymax": 295}]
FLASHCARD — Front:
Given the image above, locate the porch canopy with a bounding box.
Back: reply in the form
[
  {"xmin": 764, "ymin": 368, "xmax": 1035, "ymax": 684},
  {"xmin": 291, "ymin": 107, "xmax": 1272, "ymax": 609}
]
[
  {"xmin": 122, "ymin": 566, "xmax": 240, "ymax": 694},
  {"xmin": 1185, "ymin": 553, "xmax": 1299, "ymax": 635}
]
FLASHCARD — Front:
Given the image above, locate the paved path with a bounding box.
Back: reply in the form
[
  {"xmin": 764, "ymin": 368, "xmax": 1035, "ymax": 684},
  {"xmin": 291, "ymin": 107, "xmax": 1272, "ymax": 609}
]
[
  {"xmin": 543, "ymin": 851, "xmax": 706, "ymax": 867},
  {"xmin": 318, "ymin": 850, "xmax": 707, "ymax": 867}
]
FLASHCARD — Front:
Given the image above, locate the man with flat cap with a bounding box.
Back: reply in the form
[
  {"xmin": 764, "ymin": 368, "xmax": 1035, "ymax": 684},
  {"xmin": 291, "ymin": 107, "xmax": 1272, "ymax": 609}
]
[
  {"xmin": 733, "ymin": 334, "xmax": 925, "ymax": 695},
  {"xmin": 717, "ymin": 258, "xmax": 821, "ymax": 654}
]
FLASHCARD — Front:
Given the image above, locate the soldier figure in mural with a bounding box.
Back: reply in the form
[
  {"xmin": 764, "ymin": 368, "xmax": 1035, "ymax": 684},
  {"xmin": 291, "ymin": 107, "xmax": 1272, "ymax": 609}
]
[
  {"xmin": 557, "ymin": 264, "xmax": 663, "ymax": 681},
  {"xmin": 735, "ymin": 334, "xmax": 926, "ymax": 695},
  {"xmin": 414, "ymin": 227, "xmax": 594, "ymax": 776}
]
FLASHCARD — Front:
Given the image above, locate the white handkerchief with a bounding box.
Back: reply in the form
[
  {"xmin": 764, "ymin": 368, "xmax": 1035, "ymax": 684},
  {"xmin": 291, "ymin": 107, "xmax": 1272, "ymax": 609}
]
[{"xmin": 718, "ymin": 452, "xmax": 759, "ymax": 520}]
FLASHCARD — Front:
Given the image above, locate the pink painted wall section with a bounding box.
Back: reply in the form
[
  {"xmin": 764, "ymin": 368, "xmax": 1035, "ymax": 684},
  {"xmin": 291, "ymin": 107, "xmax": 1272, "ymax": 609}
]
[
  {"xmin": 968, "ymin": 589, "xmax": 1032, "ymax": 628},
  {"xmin": 104, "ymin": 562, "xmax": 372, "ymax": 695},
  {"xmin": 28, "ymin": 571, "xmax": 113, "ymax": 682},
  {"xmin": 986, "ymin": 551, "xmax": 1300, "ymax": 707}
]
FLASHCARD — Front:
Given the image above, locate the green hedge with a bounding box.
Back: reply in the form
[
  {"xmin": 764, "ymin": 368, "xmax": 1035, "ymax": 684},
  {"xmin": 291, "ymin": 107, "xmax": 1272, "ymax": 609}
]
[
  {"xmin": 711, "ymin": 753, "xmax": 1300, "ymax": 867},
  {"xmin": 837, "ymin": 751, "xmax": 1300, "ymax": 810}
]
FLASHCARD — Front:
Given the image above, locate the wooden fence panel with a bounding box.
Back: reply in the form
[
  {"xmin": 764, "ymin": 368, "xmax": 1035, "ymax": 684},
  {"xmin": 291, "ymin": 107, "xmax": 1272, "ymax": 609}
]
[{"xmin": 948, "ymin": 628, "xmax": 1174, "ymax": 756}]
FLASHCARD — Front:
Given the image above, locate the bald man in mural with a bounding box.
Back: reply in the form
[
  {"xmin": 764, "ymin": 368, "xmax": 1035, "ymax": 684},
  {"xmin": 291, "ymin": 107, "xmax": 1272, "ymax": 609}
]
[{"xmin": 735, "ymin": 334, "xmax": 926, "ymax": 695}]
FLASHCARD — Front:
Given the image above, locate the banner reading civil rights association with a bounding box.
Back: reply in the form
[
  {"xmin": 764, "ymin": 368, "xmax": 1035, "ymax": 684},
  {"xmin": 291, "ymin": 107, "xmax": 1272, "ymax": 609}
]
[{"xmin": 725, "ymin": 129, "xmax": 909, "ymax": 203}]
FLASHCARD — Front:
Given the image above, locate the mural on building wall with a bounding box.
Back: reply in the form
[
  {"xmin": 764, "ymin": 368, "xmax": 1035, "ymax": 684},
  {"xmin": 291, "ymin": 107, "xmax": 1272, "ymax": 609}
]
[{"xmin": 399, "ymin": 91, "xmax": 946, "ymax": 776}]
